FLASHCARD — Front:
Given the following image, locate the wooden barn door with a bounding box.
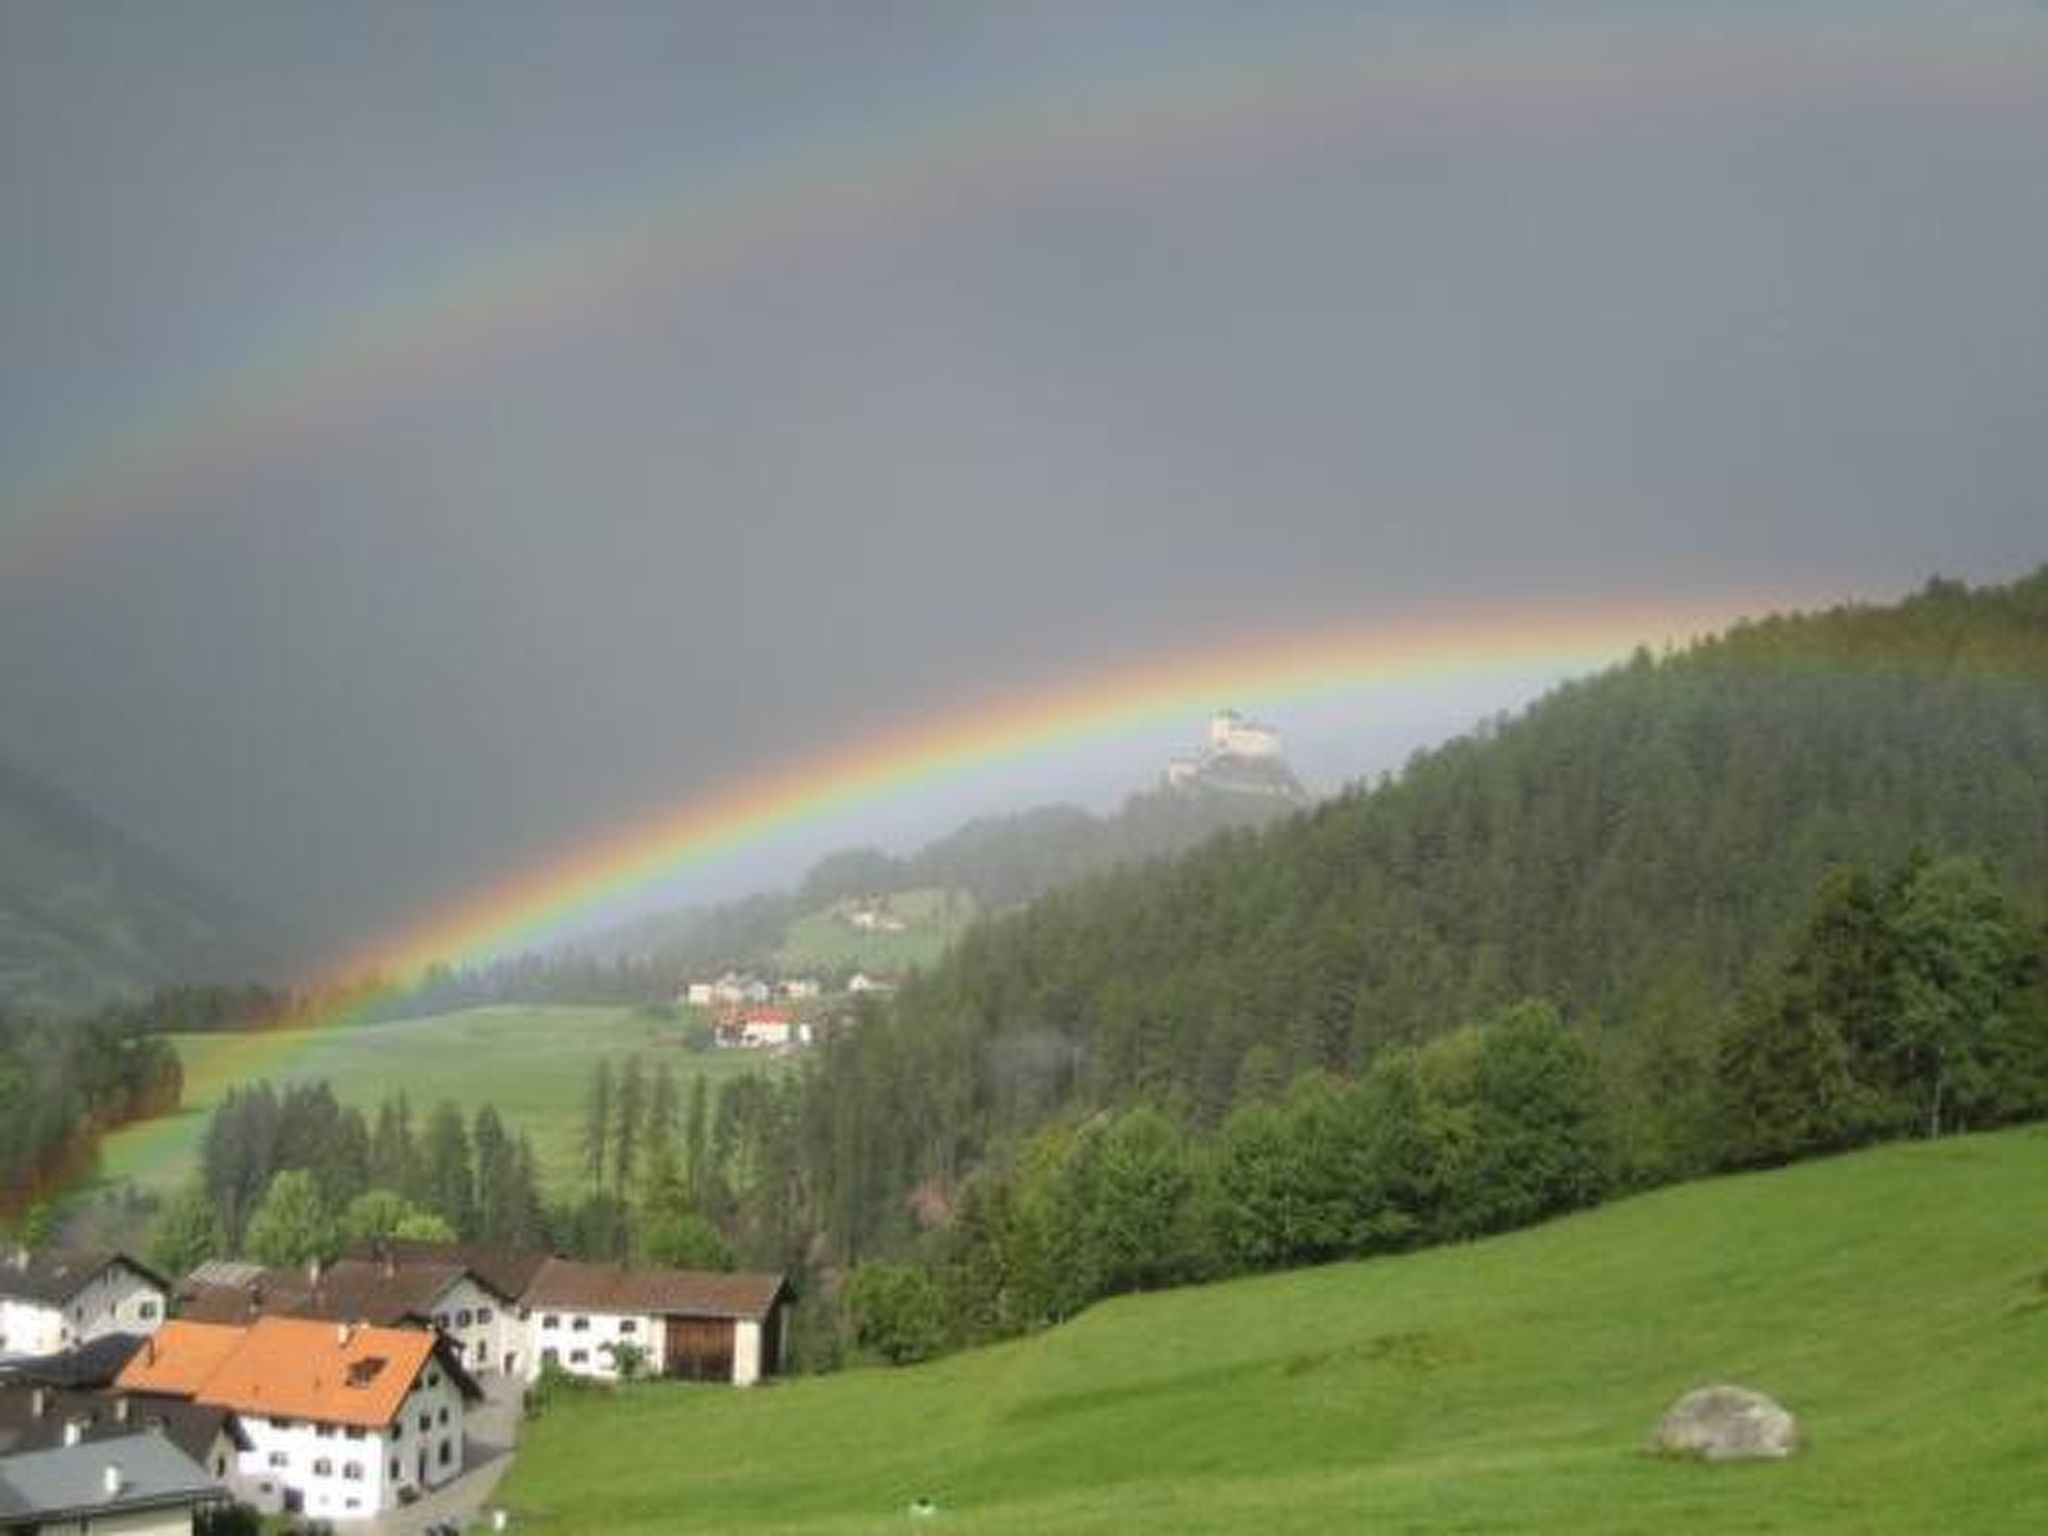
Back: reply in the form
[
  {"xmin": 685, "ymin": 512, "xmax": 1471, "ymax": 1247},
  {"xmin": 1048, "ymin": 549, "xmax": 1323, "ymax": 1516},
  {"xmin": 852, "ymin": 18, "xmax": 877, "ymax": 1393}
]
[{"xmin": 664, "ymin": 1316, "xmax": 735, "ymax": 1382}]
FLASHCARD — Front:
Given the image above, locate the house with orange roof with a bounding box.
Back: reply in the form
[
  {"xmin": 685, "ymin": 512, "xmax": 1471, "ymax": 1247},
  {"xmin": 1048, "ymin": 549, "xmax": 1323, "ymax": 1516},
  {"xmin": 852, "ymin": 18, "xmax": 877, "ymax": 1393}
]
[{"xmin": 117, "ymin": 1317, "xmax": 478, "ymax": 1524}]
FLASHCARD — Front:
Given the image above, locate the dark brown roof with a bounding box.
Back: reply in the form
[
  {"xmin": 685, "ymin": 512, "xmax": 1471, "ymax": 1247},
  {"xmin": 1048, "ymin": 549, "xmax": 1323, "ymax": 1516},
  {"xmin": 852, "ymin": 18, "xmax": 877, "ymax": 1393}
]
[
  {"xmin": 0, "ymin": 1384, "xmax": 246, "ymax": 1464},
  {"xmin": 177, "ymin": 1260, "xmax": 471, "ymax": 1330},
  {"xmin": 0, "ymin": 1252, "xmax": 168, "ymax": 1307},
  {"xmin": 348, "ymin": 1239, "xmax": 546, "ymax": 1304},
  {"xmin": 522, "ymin": 1258, "xmax": 786, "ymax": 1321}
]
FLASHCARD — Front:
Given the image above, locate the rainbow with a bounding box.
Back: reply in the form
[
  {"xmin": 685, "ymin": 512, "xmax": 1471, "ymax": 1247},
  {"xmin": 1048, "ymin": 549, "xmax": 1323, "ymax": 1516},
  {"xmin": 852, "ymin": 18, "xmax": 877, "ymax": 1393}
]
[
  {"xmin": 329, "ymin": 594, "xmax": 1785, "ymax": 985},
  {"xmin": 5, "ymin": 5, "xmax": 2042, "ymax": 579},
  {"xmin": 69, "ymin": 588, "xmax": 1813, "ymax": 1206}
]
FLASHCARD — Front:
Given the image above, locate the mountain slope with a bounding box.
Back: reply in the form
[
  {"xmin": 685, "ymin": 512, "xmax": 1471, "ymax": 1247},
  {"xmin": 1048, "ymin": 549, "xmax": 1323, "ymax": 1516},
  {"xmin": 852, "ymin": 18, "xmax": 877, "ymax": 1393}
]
[
  {"xmin": 501, "ymin": 1124, "xmax": 2048, "ymax": 1534},
  {"xmin": 778, "ymin": 569, "xmax": 2048, "ymax": 1258},
  {"xmin": 0, "ymin": 753, "xmax": 296, "ymax": 1013}
]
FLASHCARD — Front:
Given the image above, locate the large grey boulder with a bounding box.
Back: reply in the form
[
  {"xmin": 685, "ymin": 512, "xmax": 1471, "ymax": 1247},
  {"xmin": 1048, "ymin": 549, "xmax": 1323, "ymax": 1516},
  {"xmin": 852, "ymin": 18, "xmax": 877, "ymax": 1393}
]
[{"xmin": 1653, "ymin": 1384, "xmax": 1801, "ymax": 1460}]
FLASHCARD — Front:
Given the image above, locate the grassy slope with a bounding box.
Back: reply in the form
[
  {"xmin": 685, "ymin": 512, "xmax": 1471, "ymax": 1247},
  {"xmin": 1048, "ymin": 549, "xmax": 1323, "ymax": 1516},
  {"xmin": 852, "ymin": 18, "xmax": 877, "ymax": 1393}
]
[
  {"xmin": 502, "ymin": 1125, "xmax": 2048, "ymax": 1535},
  {"xmin": 773, "ymin": 887, "xmax": 977, "ymax": 976},
  {"xmin": 92, "ymin": 1005, "xmax": 783, "ymax": 1203}
]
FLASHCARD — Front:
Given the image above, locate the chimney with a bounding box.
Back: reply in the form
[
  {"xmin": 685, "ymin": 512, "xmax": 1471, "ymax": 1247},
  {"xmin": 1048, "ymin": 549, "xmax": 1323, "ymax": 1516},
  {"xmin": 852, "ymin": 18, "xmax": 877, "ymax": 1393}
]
[{"xmin": 102, "ymin": 1463, "xmax": 123, "ymax": 1499}]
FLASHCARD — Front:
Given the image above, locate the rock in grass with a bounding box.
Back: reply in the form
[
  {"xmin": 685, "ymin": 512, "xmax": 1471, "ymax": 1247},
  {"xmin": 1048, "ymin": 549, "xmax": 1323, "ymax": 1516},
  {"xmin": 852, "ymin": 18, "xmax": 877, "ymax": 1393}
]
[{"xmin": 1654, "ymin": 1384, "xmax": 1800, "ymax": 1460}]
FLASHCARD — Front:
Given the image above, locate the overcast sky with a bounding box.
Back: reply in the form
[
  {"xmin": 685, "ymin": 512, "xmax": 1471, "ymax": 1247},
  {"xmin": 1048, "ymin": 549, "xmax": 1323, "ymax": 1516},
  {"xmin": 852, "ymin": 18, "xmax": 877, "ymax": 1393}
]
[{"xmin": 2, "ymin": 1, "xmax": 2044, "ymax": 964}]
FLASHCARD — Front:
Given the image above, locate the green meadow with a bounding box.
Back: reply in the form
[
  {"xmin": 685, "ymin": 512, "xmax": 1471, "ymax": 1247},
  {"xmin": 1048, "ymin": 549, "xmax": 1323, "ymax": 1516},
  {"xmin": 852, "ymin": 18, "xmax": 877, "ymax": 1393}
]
[
  {"xmin": 774, "ymin": 886, "xmax": 977, "ymax": 977},
  {"xmin": 501, "ymin": 1124, "xmax": 2048, "ymax": 1535},
  {"xmin": 93, "ymin": 1005, "xmax": 785, "ymax": 1203}
]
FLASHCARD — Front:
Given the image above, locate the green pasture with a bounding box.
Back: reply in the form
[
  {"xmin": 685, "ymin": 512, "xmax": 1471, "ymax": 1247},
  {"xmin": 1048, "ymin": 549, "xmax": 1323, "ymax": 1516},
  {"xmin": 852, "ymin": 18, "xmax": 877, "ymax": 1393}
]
[
  {"xmin": 94, "ymin": 1005, "xmax": 786, "ymax": 1203},
  {"xmin": 774, "ymin": 887, "xmax": 976, "ymax": 976},
  {"xmin": 503, "ymin": 1124, "xmax": 2048, "ymax": 1534}
]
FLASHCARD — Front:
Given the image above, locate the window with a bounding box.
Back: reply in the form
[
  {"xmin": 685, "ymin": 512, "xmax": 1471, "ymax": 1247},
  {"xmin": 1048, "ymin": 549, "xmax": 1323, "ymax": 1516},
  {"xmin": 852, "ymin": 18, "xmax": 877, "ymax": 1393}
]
[
  {"xmin": 541, "ymin": 1348, "xmax": 559, "ymax": 1366},
  {"xmin": 389, "ymin": 1459, "xmax": 400, "ymax": 1481},
  {"xmin": 138, "ymin": 1300, "xmax": 159, "ymax": 1319},
  {"xmin": 541, "ymin": 1314, "xmax": 560, "ymax": 1330},
  {"xmin": 456, "ymin": 1309, "xmax": 473, "ymax": 1327},
  {"xmin": 345, "ymin": 1427, "xmax": 365, "ymax": 1441},
  {"xmin": 478, "ymin": 1307, "xmax": 494, "ymax": 1325},
  {"xmin": 316, "ymin": 1425, "xmax": 335, "ymax": 1439},
  {"xmin": 268, "ymin": 1452, "xmax": 288, "ymax": 1469},
  {"xmin": 435, "ymin": 1312, "xmax": 450, "ymax": 1330},
  {"xmin": 417, "ymin": 1413, "xmax": 431, "ymax": 1434},
  {"xmin": 571, "ymin": 1316, "xmax": 590, "ymax": 1332},
  {"xmin": 346, "ymin": 1498, "xmax": 361, "ymax": 1511},
  {"xmin": 273, "ymin": 1419, "xmax": 297, "ymax": 1431},
  {"xmin": 426, "ymin": 1369, "xmax": 441, "ymax": 1389},
  {"xmin": 313, "ymin": 1458, "xmax": 333, "ymax": 1477},
  {"xmin": 439, "ymin": 1441, "xmax": 453, "ymax": 1467},
  {"xmin": 569, "ymin": 1349, "xmax": 588, "ymax": 1365},
  {"xmin": 619, "ymin": 1319, "xmax": 638, "ymax": 1335},
  {"xmin": 343, "ymin": 1462, "xmax": 363, "ymax": 1481},
  {"xmin": 437, "ymin": 1408, "xmax": 449, "ymax": 1426}
]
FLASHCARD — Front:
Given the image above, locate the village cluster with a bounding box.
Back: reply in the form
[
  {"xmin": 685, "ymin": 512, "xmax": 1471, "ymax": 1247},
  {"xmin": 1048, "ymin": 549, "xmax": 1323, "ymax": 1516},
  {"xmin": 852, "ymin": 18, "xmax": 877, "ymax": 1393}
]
[
  {"xmin": 680, "ymin": 969, "xmax": 893, "ymax": 1052},
  {"xmin": 0, "ymin": 1242, "xmax": 789, "ymax": 1529}
]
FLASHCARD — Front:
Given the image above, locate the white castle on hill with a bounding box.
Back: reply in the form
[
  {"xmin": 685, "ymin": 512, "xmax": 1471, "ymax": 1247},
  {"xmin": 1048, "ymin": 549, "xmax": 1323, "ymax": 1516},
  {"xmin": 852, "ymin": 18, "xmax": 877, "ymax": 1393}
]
[{"xmin": 1166, "ymin": 709, "xmax": 1285, "ymax": 787}]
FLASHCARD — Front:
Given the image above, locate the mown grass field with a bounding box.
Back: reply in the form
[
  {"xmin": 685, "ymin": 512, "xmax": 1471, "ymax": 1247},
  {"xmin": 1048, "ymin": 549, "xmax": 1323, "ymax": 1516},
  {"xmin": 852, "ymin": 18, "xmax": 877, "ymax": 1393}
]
[
  {"xmin": 91, "ymin": 1005, "xmax": 787, "ymax": 1204},
  {"xmin": 502, "ymin": 1124, "xmax": 2048, "ymax": 1535}
]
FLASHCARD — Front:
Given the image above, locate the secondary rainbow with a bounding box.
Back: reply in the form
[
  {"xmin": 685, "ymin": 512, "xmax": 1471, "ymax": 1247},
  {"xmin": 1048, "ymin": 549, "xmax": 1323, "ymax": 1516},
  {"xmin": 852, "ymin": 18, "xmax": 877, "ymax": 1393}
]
[{"xmin": 5, "ymin": 6, "xmax": 2038, "ymax": 580}]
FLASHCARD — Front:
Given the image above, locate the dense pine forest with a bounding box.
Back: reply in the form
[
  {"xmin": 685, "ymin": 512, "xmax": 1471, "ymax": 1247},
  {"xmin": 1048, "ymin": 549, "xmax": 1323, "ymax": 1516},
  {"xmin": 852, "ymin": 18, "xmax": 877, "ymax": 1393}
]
[{"xmin": 770, "ymin": 571, "xmax": 2048, "ymax": 1359}]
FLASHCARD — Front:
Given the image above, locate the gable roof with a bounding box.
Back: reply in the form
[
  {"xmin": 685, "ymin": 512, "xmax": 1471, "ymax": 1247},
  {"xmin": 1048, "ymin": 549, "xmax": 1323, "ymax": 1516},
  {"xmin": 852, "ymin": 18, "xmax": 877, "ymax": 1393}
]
[
  {"xmin": 0, "ymin": 1251, "xmax": 168, "ymax": 1307},
  {"xmin": 522, "ymin": 1258, "xmax": 787, "ymax": 1321},
  {"xmin": 348, "ymin": 1238, "xmax": 548, "ymax": 1304},
  {"xmin": 190, "ymin": 1318, "xmax": 447, "ymax": 1430},
  {"xmin": 0, "ymin": 1385, "xmax": 247, "ymax": 1464},
  {"xmin": 0, "ymin": 1332, "xmax": 147, "ymax": 1390},
  {"xmin": 178, "ymin": 1259, "xmax": 468, "ymax": 1329},
  {"xmin": 115, "ymin": 1322, "xmax": 249, "ymax": 1400},
  {"xmin": 0, "ymin": 1431, "xmax": 221, "ymax": 1523}
]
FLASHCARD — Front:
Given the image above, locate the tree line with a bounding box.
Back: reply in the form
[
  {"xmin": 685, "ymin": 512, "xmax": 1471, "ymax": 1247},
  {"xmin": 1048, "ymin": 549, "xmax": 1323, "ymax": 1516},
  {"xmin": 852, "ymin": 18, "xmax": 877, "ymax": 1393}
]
[
  {"xmin": 840, "ymin": 854, "xmax": 2048, "ymax": 1364},
  {"xmin": 0, "ymin": 1006, "xmax": 182, "ymax": 1224}
]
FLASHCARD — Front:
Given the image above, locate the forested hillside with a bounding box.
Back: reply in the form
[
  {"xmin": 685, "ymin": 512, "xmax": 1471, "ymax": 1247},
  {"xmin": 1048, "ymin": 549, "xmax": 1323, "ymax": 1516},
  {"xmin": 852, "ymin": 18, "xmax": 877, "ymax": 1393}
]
[
  {"xmin": 582, "ymin": 774, "xmax": 1303, "ymax": 977},
  {"xmin": 0, "ymin": 753, "xmax": 296, "ymax": 1013},
  {"xmin": 780, "ymin": 571, "xmax": 2048, "ymax": 1303}
]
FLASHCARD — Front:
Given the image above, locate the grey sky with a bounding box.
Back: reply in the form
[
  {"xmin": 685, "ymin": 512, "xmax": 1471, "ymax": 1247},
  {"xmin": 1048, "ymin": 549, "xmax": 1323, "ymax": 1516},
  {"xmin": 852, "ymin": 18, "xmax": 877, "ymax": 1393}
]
[{"xmin": 2, "ymin": 1, "xmax": 2044, "ymax": 964}]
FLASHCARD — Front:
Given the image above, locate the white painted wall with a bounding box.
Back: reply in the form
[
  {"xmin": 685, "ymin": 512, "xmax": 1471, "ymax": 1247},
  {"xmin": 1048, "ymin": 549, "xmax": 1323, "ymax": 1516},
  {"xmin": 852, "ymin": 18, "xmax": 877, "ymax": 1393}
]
[
  {"xmin": 529, "ymin": 1308, "xmax": 659, "ymax": 1381},
  {"xmin": 0, "ymin": 1264, "xmax": 165, "ymax": 1356},
  {"xmin": 233, "ymin": 1363, "xmax": 464, "ymax": 1523},
  {"xmin": 29, "ymin": 1507, "xmax": 195, "ymax": 1536}
]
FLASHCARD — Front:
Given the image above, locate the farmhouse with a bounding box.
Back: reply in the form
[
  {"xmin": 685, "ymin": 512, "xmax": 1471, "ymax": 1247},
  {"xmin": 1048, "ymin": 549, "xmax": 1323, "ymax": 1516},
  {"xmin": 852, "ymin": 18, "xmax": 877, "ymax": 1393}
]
[
  {"xmin": 522, "ymin": 1259, "xmax": 789, "ymax": 1385},
  {"xmin": 0, "ymin": 1430, "xmax": 223, "ymax": 1535},
  {"xmin": 0, "ymin": 1252, "xmax": 168, "ymax": 1359},
  {"xmin": 722, "ymin": 1006, "xmax": 811, "ymax": 1050},
  {"xmin": 117, "ymin": 1317, "xmax": 479, "ymax": 1523}
]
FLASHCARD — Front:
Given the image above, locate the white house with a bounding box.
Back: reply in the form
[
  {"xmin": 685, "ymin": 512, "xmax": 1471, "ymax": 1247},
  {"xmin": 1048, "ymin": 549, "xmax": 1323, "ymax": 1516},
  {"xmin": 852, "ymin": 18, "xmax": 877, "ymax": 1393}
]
[
  {"xmin": 118, "ymin": 1316, "xmax": 478, "ymax": 1524},
  {"xmin": 521, "ymin": 1258, "xmax": 789, "ymax": 1386},
  {"xmin": 0, "ymin": 1253, "xmax": 168, "ymax": 1359}
]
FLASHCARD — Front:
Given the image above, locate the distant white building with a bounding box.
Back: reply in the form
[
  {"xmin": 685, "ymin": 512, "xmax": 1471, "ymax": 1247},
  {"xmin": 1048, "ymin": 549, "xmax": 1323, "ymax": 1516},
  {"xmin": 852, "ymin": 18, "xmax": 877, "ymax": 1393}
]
[
  {"xmin": 1167, "ymin": 709, "xmax": 1285, "ymax": 785},
  {"xmin": 0, "ymin": 1253, "xmax": 168, "ymax": 1359}
]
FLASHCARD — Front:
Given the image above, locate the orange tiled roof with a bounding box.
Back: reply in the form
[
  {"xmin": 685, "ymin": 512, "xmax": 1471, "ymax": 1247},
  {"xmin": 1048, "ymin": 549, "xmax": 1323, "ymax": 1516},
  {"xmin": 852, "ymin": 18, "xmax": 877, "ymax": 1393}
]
[
  {"xmin": 190, "ymin": 1317, "xmax": 438, "ymax": 1430},
  {"xmin": 114, "ymin": 1322, "xmax": 247, "ymax": 1400},
  {"xmin": 118, "ymin": 1317, "xmax": 444, "ymax": 1431}
]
